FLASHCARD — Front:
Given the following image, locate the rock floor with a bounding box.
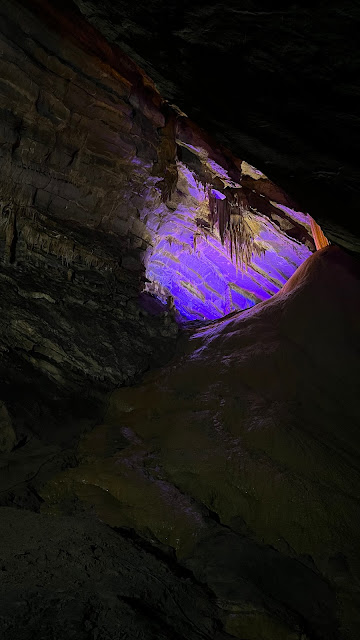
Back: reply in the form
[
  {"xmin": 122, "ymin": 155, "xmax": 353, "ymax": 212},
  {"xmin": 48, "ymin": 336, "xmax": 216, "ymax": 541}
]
[{"xmin": 1, "ymin": 246, "xmax": 360, "ymax": 639}]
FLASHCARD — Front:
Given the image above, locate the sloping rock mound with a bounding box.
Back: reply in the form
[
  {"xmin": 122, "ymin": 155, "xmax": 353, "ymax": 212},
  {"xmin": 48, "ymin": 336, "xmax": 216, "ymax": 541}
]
[{"xmin": 41, "ymin": 246, "xmax": 360, "ymax": 638}]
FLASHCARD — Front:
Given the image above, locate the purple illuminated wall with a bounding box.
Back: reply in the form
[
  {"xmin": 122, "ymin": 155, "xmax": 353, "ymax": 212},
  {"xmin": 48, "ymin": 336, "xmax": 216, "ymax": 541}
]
[{"xmin": 144, "ymin": 164, "xmax": 312, "ymax": 321}]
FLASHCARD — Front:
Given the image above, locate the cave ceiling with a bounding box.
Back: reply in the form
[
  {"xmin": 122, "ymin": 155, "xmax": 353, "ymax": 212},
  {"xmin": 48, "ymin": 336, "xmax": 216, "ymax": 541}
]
[{"xmin": 71, "ymin": 0, "xmax": 360, "ymax": 252}]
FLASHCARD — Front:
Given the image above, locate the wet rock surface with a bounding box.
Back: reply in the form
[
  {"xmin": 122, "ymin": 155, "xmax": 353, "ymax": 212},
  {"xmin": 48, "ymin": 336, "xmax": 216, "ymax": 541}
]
[{"xmin": 34, "ymin": 247, "xmax": 360, "ymax": 639}]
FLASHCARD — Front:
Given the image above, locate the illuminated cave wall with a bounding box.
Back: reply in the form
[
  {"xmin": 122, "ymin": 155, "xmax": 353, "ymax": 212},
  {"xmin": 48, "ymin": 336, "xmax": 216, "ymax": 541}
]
[{"xmin": 143, "ymin": 163, "xmax": 313, "ymax": 320}]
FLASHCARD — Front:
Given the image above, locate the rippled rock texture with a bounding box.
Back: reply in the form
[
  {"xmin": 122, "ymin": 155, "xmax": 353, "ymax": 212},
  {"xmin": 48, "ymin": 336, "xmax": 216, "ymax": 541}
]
[
  {"xmin": 39, "ymin": 247, "xmax": 360, "ymax": 639},
  {"xmin": 0, "ymin": 0, "xmax": 179, "ymax": 399}
]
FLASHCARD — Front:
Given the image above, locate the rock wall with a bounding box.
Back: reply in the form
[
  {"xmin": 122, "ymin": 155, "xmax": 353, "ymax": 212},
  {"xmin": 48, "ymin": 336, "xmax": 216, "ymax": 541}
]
[
  {"xmin": 0, "ymin": 0, "xmax": 178, "ymax": 403},
  {"xmin": 0, "ymin": 0, "xmax": 322, "ymax": 452},
  {"xmin": 0, "ymin": 0, "xmax": 319, "ymax": 400}
]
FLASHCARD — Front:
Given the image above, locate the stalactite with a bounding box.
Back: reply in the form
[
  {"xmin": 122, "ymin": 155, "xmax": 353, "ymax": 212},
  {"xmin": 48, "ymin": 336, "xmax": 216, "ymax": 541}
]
[
  {"xmin": 153, "ymin": 106, "xmax": 178, "ymax": 202},
  {"xmin": 208, "ymin": 187, "xmax": 265, "ymax": 270}
]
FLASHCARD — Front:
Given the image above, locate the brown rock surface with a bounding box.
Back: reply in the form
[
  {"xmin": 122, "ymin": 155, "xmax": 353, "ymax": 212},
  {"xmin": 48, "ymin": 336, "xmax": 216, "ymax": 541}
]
[
  {"xmin": 39, "ymin": 246, "xmax": 360, "ymax": 639},
  {"xmin": 0, "ymin": 0, "xmax": 178, "ymax": 400}
]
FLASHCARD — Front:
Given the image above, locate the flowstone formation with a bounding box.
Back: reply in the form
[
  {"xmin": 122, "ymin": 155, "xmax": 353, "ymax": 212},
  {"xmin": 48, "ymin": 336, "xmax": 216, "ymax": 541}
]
[
  {"xmin": 37, "ymin": 247, "xmax": 360, "ymax": 639},
  {"xmin": 144, "ymin": 160, "xmax": 312, "ymax": 319}
]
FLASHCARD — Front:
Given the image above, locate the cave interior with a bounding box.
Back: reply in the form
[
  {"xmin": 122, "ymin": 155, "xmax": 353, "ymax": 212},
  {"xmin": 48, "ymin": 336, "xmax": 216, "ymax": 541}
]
[{"xmin": 0, "ymin": 1, "xmax": 360, "ymax": 639}]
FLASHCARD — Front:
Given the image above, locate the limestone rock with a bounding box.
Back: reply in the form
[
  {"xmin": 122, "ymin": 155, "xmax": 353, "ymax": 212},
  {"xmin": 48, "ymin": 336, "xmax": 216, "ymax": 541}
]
[
  {"xmin": 0, "ymin": 0, "xmax": 179, "ymax": 395},
  {"xmin": 41, "ymin": 247, "xmax": 360, "ymax": 639}
]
